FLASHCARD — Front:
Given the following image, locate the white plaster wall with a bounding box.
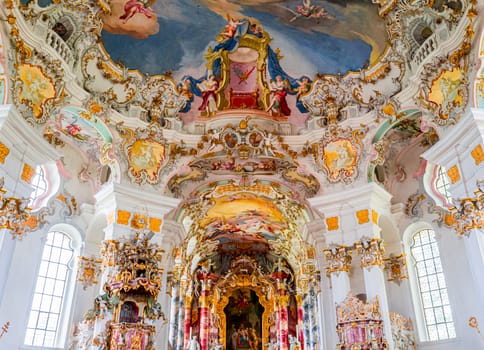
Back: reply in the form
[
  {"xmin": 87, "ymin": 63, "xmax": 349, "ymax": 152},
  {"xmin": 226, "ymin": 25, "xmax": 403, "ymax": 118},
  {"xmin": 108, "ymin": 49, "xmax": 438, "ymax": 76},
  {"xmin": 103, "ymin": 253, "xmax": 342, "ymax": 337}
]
[
  {"xmin": 389, "ymin": 217, "xmax": 484, "ymax": 350},
  {"xmin": 0, "ymin": 228, "xmax": 46, "ymax": 349}
]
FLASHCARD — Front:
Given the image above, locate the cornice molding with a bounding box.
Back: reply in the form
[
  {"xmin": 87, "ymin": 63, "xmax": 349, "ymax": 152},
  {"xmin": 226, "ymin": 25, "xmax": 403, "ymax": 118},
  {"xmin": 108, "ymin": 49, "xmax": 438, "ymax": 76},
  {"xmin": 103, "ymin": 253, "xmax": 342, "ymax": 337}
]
[
  {"xmin": 94, "ymin": 182, "xmax": 181, "ymax": 214},
  {"xmin": 308, "ymin": 182, "xmax": 392, "ymax": 214},
  {"xmin": 422, "ymin": 108, "xmax": 484, "ymax": 166}
]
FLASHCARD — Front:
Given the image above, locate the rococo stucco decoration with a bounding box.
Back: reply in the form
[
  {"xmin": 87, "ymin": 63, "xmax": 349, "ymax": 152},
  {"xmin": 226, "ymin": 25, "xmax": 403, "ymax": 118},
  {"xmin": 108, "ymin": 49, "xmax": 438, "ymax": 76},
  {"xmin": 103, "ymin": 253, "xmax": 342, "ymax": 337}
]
[{"xmin": 0, "ymin": 0, "xmax": 480, "ymax": 350}]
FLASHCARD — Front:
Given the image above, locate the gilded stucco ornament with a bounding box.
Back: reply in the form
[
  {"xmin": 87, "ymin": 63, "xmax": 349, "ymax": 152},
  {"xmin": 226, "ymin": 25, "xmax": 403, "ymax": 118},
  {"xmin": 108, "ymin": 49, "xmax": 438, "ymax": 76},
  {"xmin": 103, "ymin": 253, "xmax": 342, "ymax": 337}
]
[
  {"xmin": 355, "ymin": 237, "xmax": 385, "ymax": 269},
  {"xmin": 335, "ymin": 293, "xmax": 388, "ymax": 349},
  {"xmin": 312, "ymin": 125, "xmax": 367, "ymax": 184},
  {"xmin": 0, "ymin": 177, "xmax": 34, "ymax": 239},
  {"xmin": 77, "ymin": 256, "xmax": 103, "ymax": 290},
  {"xmin": 383, "ymin": 254, "xmax": 408, "ymax": 285},
  {"xmin": 167, "ymin": 119, "xmax": 320, "ymax": 196},
  {"xmin": 390, "ymin": 312, "xmax": 416, "ymax": 349},
  {"xmin": 117, "ymin": 124, "xmax": 173, "ymax": 185},
  {"xmin": 450, "ymin": 180, "xmax": 484, "ymax": 237},
  {"xmin": 414, "ymin": 2, "xmax": 476, "ymax": 126},
  {"xmin": 405, "ymin": 190, "xmax": 455, "ymax": 229},
  {"xmin": 323, "ymin": 245, "xmax": 353, "ymax": 276},
  {"xmin": 0, "ymin": 142, "xmax": 10, "ymax": 164},
  {"xmin": 5, "ymin": 5, "xmax": 73, "ymax": 124}
]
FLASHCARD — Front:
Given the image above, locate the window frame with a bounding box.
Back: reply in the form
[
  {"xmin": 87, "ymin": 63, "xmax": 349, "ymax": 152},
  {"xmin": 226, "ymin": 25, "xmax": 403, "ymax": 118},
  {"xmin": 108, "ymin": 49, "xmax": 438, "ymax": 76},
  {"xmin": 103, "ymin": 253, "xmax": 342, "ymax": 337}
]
[
  {"xmin": 403, "ymin": 222, "xmax": 456, "ymax": 343},
  {"xmin": 22, "ymin": 224, "xmax": 82, "ymax": 349}
]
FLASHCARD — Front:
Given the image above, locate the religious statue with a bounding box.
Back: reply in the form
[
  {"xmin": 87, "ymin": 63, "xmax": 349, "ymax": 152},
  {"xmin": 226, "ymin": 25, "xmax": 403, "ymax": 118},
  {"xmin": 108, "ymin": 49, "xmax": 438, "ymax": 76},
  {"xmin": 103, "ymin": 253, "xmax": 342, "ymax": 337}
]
[{"xmin": 188, "ymin": 335, "xmax": 201, "ymax": 350}]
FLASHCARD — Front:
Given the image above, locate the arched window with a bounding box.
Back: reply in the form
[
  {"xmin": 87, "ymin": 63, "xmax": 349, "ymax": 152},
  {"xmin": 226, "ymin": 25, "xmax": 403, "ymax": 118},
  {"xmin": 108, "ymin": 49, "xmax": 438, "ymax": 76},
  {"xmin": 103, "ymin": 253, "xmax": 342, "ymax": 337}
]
[
  {"xmin": 24, "ymin": 228, "xmax": 79, "ymax": 348},
  {"xmin": 406, "ymin": 226, "xmax": 456, "ymax": 342},
  {"xmin": 29, "ymin": 163, "xmax": 60, "ymax": 210},
  {"xmin": 434, "ymin": 166, "xmax": 452, "ymax": 205},
  {"xmin": 423, "ymin": 163, "xmax": 453, "ymax": 209},
  {"xmin": 29, "ymin": 166, "xmax": 48, "ymax": 207}
]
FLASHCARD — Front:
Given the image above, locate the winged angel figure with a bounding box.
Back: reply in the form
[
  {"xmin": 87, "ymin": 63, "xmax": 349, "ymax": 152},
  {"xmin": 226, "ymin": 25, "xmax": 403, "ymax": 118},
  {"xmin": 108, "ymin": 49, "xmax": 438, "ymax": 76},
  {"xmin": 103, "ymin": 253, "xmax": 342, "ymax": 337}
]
[{"xmin": 283, "ymin": 0, "xmax": 334, "ymax": 23}]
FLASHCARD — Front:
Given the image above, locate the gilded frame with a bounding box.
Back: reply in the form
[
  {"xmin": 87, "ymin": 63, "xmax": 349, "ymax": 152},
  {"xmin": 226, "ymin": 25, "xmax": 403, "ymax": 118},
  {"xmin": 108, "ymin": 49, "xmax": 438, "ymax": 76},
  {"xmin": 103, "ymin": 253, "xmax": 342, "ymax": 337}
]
[{"xmin": 213, "ymin": 274, "xmax": 274, "ymax": 349}]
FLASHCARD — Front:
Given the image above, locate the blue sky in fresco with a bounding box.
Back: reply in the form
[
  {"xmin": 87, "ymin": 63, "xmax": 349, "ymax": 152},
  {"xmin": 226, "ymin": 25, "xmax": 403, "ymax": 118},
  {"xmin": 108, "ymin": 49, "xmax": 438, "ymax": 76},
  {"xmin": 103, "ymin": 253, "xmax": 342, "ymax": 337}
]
[{"xmin": 101, "ymin": 0, "xmax": 375, "ymax": 79}]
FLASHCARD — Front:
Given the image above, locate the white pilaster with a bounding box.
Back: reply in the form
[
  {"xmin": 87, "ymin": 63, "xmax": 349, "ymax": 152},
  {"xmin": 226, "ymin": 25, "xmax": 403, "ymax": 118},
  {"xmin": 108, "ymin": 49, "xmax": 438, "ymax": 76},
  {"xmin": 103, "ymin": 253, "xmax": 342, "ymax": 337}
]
[{"xmin": 363, "ymin": 266, "xmax": 395, "ymax": 350}]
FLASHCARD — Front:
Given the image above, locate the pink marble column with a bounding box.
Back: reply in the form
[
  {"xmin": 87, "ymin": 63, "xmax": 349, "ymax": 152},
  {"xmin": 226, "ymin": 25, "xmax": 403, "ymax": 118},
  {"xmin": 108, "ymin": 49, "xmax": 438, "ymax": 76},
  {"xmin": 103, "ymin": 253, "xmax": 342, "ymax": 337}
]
[
  {"xmin": 278, "ymin": 295, "xmax": 290, "ymax": 350},
  {"xmin": 199, "ymin": 280, "xmax": 210, "ymax": 350},
  {"xmin": 296, "ymin": 295, "xmax": 305, "ymax": 350},
  {"xmin": 183, "ymin": 295, "xmax": 193, "ymax": 350}
]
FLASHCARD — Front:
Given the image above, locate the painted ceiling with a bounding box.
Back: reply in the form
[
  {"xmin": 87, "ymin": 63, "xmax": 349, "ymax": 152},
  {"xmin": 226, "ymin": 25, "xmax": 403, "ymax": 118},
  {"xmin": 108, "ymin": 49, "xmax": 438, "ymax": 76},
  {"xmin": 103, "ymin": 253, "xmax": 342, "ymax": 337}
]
[{"xmin": 100, "ymin": 0, "xmax": 387, "ymax": 79}]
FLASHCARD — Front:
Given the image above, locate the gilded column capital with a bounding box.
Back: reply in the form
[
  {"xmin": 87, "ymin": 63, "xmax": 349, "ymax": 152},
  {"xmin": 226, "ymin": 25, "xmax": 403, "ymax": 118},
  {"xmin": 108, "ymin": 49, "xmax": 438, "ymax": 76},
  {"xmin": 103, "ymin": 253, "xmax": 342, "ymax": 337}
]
[
  {"xmin": 184, "ymin": 294, "xmax": 193, "ymax": 306},
  {"xmin": 355, "ymin": 238, "xmax": 385, "ymax": 269},
  {"xmin": 451, "ymin": 181, "xmax": 484, "ymax": 237},
  {"xmin": 276, "ymin": 294, "xmax": 290, "ymax": 308},
  {"xmin": 323, "ymin": 245, "xmax": 352, "ymax": 276}
]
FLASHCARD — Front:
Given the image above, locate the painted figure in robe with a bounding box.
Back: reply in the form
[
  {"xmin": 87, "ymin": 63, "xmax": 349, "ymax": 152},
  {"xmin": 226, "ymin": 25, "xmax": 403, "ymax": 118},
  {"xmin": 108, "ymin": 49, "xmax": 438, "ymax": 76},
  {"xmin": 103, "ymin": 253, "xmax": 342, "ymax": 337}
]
[
  {"xmin": 267, "ymin": 75, "xmax": 291, "ymax": 116},
  {"xmin": 197, "ymin": 74, "xmax": 219, "ymax": 116}
]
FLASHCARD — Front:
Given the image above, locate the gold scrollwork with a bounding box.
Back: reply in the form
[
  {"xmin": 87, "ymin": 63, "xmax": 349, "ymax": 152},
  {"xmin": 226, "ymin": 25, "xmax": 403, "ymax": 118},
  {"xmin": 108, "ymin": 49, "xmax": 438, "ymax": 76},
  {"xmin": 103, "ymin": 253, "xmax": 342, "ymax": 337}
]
[
  {"xmin": 213, "ymin": 274, "xmax": 273, "ymax": 350},
  {"xmin": 354, "ymin": 238, "xmax": 385, "ymax": 269},
  {"xmin": 323, "ymin": 245, "xmax": 353, "ymax": 276},
  {"xmin": 0, "ymin": 142, "xmax": 10, "ymax": 164}
]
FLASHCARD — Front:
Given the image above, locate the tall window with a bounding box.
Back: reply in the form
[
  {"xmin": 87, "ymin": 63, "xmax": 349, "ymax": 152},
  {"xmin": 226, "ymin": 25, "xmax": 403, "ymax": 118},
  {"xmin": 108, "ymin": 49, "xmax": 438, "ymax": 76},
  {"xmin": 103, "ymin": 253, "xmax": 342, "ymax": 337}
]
[
  {"xmin": 410, "ymin": 228, "xmax": 455, "ymax": 341},
  {"xmin": 24, "ymin": 231, "xmax": 74, "ymax": 347}
]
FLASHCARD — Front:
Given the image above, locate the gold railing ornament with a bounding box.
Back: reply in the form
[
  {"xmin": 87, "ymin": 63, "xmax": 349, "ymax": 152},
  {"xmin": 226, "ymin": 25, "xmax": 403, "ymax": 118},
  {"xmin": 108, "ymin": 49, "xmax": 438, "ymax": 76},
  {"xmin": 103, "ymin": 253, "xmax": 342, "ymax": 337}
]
[
  {"xmin": 383, "ymin": 254, "xmax": 408, "ymax": 285},
  {"xmin": 323, "ymin": 245, "xmax": 353, "ymax": 276},
  {"xmin": 451, "ymin": 180, "xmax": 484, "ymax": 237},
  {"xmin": 0, "ymin": 177, "xmax": 32, "ymax": 239},
  {"xmin": 355, "ymin": 237, "xmax": 385, "ymax": 269},
  {"xmin": 77, "ymin": 255, "xmax": 103, "ymax": 290}
]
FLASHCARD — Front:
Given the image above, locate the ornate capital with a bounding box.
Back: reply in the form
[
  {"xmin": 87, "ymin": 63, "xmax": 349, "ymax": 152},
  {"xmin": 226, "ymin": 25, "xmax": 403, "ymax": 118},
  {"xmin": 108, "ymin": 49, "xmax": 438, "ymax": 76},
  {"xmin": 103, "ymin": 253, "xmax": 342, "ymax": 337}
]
[
  {"xmin": 355, "ymin": 238, "xmax": 385, "ymax": 269},
  {"xmin": 451, "ymin": 181, "xmax": 484, "ymax": 237},
  {"xmin": 323, "ymin": 245, "xmax": 352, "ymax": 276},
  {"xmin": 0, "ymin": 177, "xmax": 32, "ymax": 239},
  {"xmin": 276, "ymin": 294, "xmax": 290, "ymax": 308}
]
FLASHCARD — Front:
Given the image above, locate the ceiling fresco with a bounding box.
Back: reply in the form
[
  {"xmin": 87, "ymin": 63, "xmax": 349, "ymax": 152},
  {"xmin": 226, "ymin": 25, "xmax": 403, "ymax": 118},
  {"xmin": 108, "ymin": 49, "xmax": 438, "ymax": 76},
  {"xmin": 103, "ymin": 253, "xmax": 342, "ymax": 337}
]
[{"xmin": 100, "ymin": 0, "xmax": 387, "ymax": 78}]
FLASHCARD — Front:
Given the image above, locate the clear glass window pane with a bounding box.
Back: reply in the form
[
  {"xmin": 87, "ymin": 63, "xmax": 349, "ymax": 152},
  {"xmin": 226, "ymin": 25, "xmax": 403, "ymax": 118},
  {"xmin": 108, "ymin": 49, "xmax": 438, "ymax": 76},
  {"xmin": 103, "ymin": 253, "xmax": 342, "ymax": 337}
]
[
  {"xmin": 33, "ymin": 330, "xmax": 45, "ymax": 346},
  {"xmin": 411, "ymin": 228, "xmax": 455, "ymax": 341},
  {"xmin": 24, "ymin": 329, "xmax": 34, "ymax": 344},
  {"xmin": 27, "ymin": 311, "xmax": 39, "ymax": 329},
  {"xmin": 24, "ymin": 231, "xmax": 74, "ymax": 347}
]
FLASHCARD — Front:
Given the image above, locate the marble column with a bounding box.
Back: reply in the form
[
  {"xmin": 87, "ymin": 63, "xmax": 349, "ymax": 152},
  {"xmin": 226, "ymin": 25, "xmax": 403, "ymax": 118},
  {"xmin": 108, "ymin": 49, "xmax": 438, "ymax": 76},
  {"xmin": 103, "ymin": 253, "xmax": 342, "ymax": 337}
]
[
  {"xmin": 277, "ymin": 294, "xmax": 290, "ymax": 350},
  {"xmin": 169, "ymin": 281, "xmax": 180, "ymax": 349},
  {"xmin": 295, "ymin": 294, "xmax": 304, "ymax": 350},
  {"xmin": 176, "ymin": 297, "xmax": 185, "ymax": 350},
  {"xmin": 183, "ymin": 294, "xmax": 194, "ymax": 350},
  {"xmin": 355, "ymin": 237, "xmax": 394, "ymax": 350},
  {"xmin": 198, "ymin": 278, "xmax": 211, "ymax": 350}
]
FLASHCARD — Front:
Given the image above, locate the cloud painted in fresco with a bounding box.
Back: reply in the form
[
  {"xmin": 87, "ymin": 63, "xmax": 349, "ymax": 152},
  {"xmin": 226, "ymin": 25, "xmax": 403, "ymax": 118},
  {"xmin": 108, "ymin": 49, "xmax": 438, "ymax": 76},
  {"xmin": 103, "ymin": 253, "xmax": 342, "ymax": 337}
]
[{"xmin": 101, "ymin": 0, "xmax": 380, "ymax": 78}]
